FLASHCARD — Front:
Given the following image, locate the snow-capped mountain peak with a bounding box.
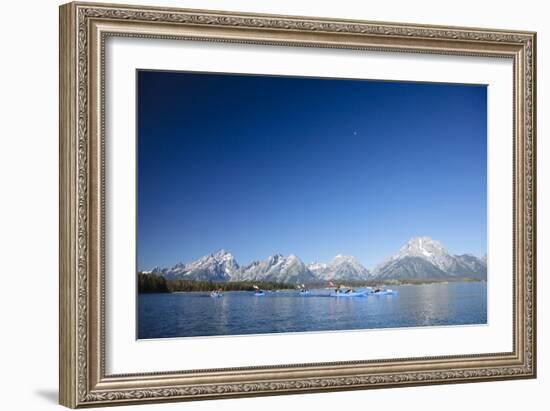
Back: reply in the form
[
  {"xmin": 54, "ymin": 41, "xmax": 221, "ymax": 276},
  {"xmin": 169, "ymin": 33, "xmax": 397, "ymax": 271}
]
[
  {"xmin": 232, "ymin": 253, "xmax": 316, "ymax": 284},
  {"xmin": 400, "ymin": 236, "xmax": 446, "ymax": 257},
  {"xmin": 214, "ymin": 249, "xmax": 236, "ymax": 264},
  {"xmin": 373, "ymin": 237, "xmax": 486, "ymax": 280},
  {"xmin": 308, "ymin": 254, "xmax": 370, "ymax": 281},
  {"xmin": 158, "ymin": 249, "xmax": 239, "ymax": 281},
  {"xmin": 386, "ymin": 236, "xmax": 455, "ymax": 272}
]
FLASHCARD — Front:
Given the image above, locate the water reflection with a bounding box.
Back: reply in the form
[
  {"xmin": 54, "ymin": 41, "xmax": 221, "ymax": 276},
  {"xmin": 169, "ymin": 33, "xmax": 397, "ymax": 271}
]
[{"xmin": 138, "ymin": 282, "xmax": 487, "ymax": 339}]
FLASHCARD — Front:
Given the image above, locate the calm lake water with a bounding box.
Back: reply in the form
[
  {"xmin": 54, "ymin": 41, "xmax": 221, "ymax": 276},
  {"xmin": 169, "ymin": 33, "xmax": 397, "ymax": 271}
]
[{"xmin": 138, "ymin": 281, "xmax": 487, "ymax": 339}]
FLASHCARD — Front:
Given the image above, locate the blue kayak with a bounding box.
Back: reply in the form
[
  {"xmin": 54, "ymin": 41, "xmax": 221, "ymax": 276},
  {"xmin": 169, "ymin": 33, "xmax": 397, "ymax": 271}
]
[
  {"xmin": 329, "ymin": 291, "xmax": 367, "ymax": 297},
  {"xmin": 254, "ymin": 291, "xmax": 266, "ymax": 296},
  {"xmin": 210, "ymin": 292, "xmax": 223, "ymax": 298},
  {"xmin": 370, "ymin": 289, "xmax": 397, "ymax": 296},
  {"xmin": 299, "ymin": 290, "xmax": 310, "ymax": 296}
]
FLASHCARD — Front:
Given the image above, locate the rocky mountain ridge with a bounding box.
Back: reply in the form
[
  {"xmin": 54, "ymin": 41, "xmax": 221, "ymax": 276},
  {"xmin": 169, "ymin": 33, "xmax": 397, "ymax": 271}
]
[{"xmin": 145, "ymin": 237, "xmax": 486, "ymax": 284}]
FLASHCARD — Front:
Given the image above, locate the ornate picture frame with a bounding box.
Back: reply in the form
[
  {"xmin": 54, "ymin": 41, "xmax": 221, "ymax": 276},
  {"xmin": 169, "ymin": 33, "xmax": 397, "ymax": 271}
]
[{"xmin": 59, "ymin": 1, "xmax": 536, "ymax": 408}]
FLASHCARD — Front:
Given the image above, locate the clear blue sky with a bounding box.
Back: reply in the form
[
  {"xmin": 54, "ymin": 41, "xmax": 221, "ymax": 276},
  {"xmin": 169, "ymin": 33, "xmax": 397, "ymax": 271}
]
[{"xmin": 137, "ymin": 70, "xmax": 487, "ymax": 270}]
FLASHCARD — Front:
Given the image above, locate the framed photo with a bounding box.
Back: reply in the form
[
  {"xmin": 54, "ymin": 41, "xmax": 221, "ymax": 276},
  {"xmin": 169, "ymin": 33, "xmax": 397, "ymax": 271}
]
[{"xmin": 59, "ymin": 2, "xmax": 537, "ymax": 408}]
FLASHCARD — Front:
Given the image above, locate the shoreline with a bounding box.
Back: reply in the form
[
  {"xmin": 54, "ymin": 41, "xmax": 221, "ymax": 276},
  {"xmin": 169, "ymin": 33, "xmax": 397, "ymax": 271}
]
[{"xmin": 138, "ymin": 278, "xmax": 486, "ymax": 294}]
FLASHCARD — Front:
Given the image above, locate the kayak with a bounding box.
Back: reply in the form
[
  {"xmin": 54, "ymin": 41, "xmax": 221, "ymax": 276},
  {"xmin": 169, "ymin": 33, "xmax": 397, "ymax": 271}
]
[
  {"xmin": 329, "ymin": 291, "xmax": 366, "ymax": 297},
  {"xmin": 254, "ymin": 291, "xmax": 266, "ymax": 296},
  {"xmin": 370, "ymin": 289, "xmax": 397, "ymax": 296},
  {"xmin": 210, "ymin": 291, "xmax": 223, "ymax": 298},
  {"xmin": 299, "ymin": 290, "xmax": 310, "ymax": 296}
]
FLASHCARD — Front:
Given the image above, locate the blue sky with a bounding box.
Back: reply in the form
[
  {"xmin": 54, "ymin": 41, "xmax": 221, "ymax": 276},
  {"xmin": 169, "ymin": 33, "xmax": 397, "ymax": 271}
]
[{"xmin": 137, "ymin": 70, "xmax": 487, "ymax": 270}]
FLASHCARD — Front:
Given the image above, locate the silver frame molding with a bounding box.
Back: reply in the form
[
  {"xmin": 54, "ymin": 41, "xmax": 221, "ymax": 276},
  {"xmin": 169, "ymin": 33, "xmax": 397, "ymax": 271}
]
[{"xmin": 59, "ymin": 2, "xmax": 536, "ymax": 408}]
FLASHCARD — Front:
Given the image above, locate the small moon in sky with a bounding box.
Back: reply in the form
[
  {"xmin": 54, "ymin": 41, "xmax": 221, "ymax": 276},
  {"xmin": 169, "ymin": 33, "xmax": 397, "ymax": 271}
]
[{"xmin": 353, "ymin": 131, "xmax": 358, "ymax": 135}]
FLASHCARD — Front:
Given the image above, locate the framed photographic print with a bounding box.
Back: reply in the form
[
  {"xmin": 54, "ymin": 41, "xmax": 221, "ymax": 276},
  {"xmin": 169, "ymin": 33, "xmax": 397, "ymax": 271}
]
[{"xmin": 59, "ymin": 2, "xmax": 537, "ymax": 408}]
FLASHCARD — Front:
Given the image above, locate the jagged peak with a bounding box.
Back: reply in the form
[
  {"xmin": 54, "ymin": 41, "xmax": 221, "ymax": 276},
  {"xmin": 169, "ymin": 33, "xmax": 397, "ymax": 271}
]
[
  {"xmin": 332, "ymin": 254, "xmax": 358, "ymax": 262},
  {"xmin": 405, "ymin": 236, "xmax": 443, "ymax": 248}
]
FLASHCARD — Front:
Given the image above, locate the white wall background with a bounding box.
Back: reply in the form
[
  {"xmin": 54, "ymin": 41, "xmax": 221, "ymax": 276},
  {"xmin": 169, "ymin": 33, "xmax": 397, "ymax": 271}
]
[{"xmin": 0, "ymin": 0, "xmax": 546, "ymax": 409}]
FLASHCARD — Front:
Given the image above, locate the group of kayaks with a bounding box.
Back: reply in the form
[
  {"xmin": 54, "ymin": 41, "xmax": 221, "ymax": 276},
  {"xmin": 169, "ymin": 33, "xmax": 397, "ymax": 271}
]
[
  {"xmin": 328, "ymin": 288, "xmax": 397, "ymax": 297},
  {"xmin": 210, "ymin": 287, "xmax": 397, "ymax": 298},
  {"xmin": 213, "ymin": 288, "xmax": 269, "ymax": 297}
]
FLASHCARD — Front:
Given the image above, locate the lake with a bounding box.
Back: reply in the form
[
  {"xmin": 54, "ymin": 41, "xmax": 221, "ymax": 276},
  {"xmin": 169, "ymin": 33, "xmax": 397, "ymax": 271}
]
[{"xmin": 138, "ymin": 281, "xmax": 487, "ymax": 339}]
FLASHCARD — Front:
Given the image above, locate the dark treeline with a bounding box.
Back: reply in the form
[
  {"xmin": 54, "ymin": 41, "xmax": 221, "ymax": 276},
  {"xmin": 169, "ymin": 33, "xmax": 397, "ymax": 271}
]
[
  {"xmin": 137, "ymin": 273, "xmax": 295, "ymax": 293},
  {"xmin": 138, "ymin": 273, "xmax": 170, "ymax": 293},
  {"xmin": 138, "ymin": 273, "xmax": 484, "ymax": 294},
  {"xmin": 167, "ymin": 279, "xmax": 295, "ymax": 292}
]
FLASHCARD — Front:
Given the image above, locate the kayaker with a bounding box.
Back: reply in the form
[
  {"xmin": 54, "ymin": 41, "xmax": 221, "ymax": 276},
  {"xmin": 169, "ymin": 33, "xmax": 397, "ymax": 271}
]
[
  {"xmin": 337, "ymin": 284, "xmax": 354, "ymax": 294},
  {"xmin": 331, "ymin": 282, "xmax": 350, "ymax": 294}
]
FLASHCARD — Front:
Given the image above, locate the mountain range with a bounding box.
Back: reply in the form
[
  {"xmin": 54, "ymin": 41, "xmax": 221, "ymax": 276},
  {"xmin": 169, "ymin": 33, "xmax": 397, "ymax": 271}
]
[{"xmin": 145, "ymin": 237, "xmax": 486, "ymax": 284}]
